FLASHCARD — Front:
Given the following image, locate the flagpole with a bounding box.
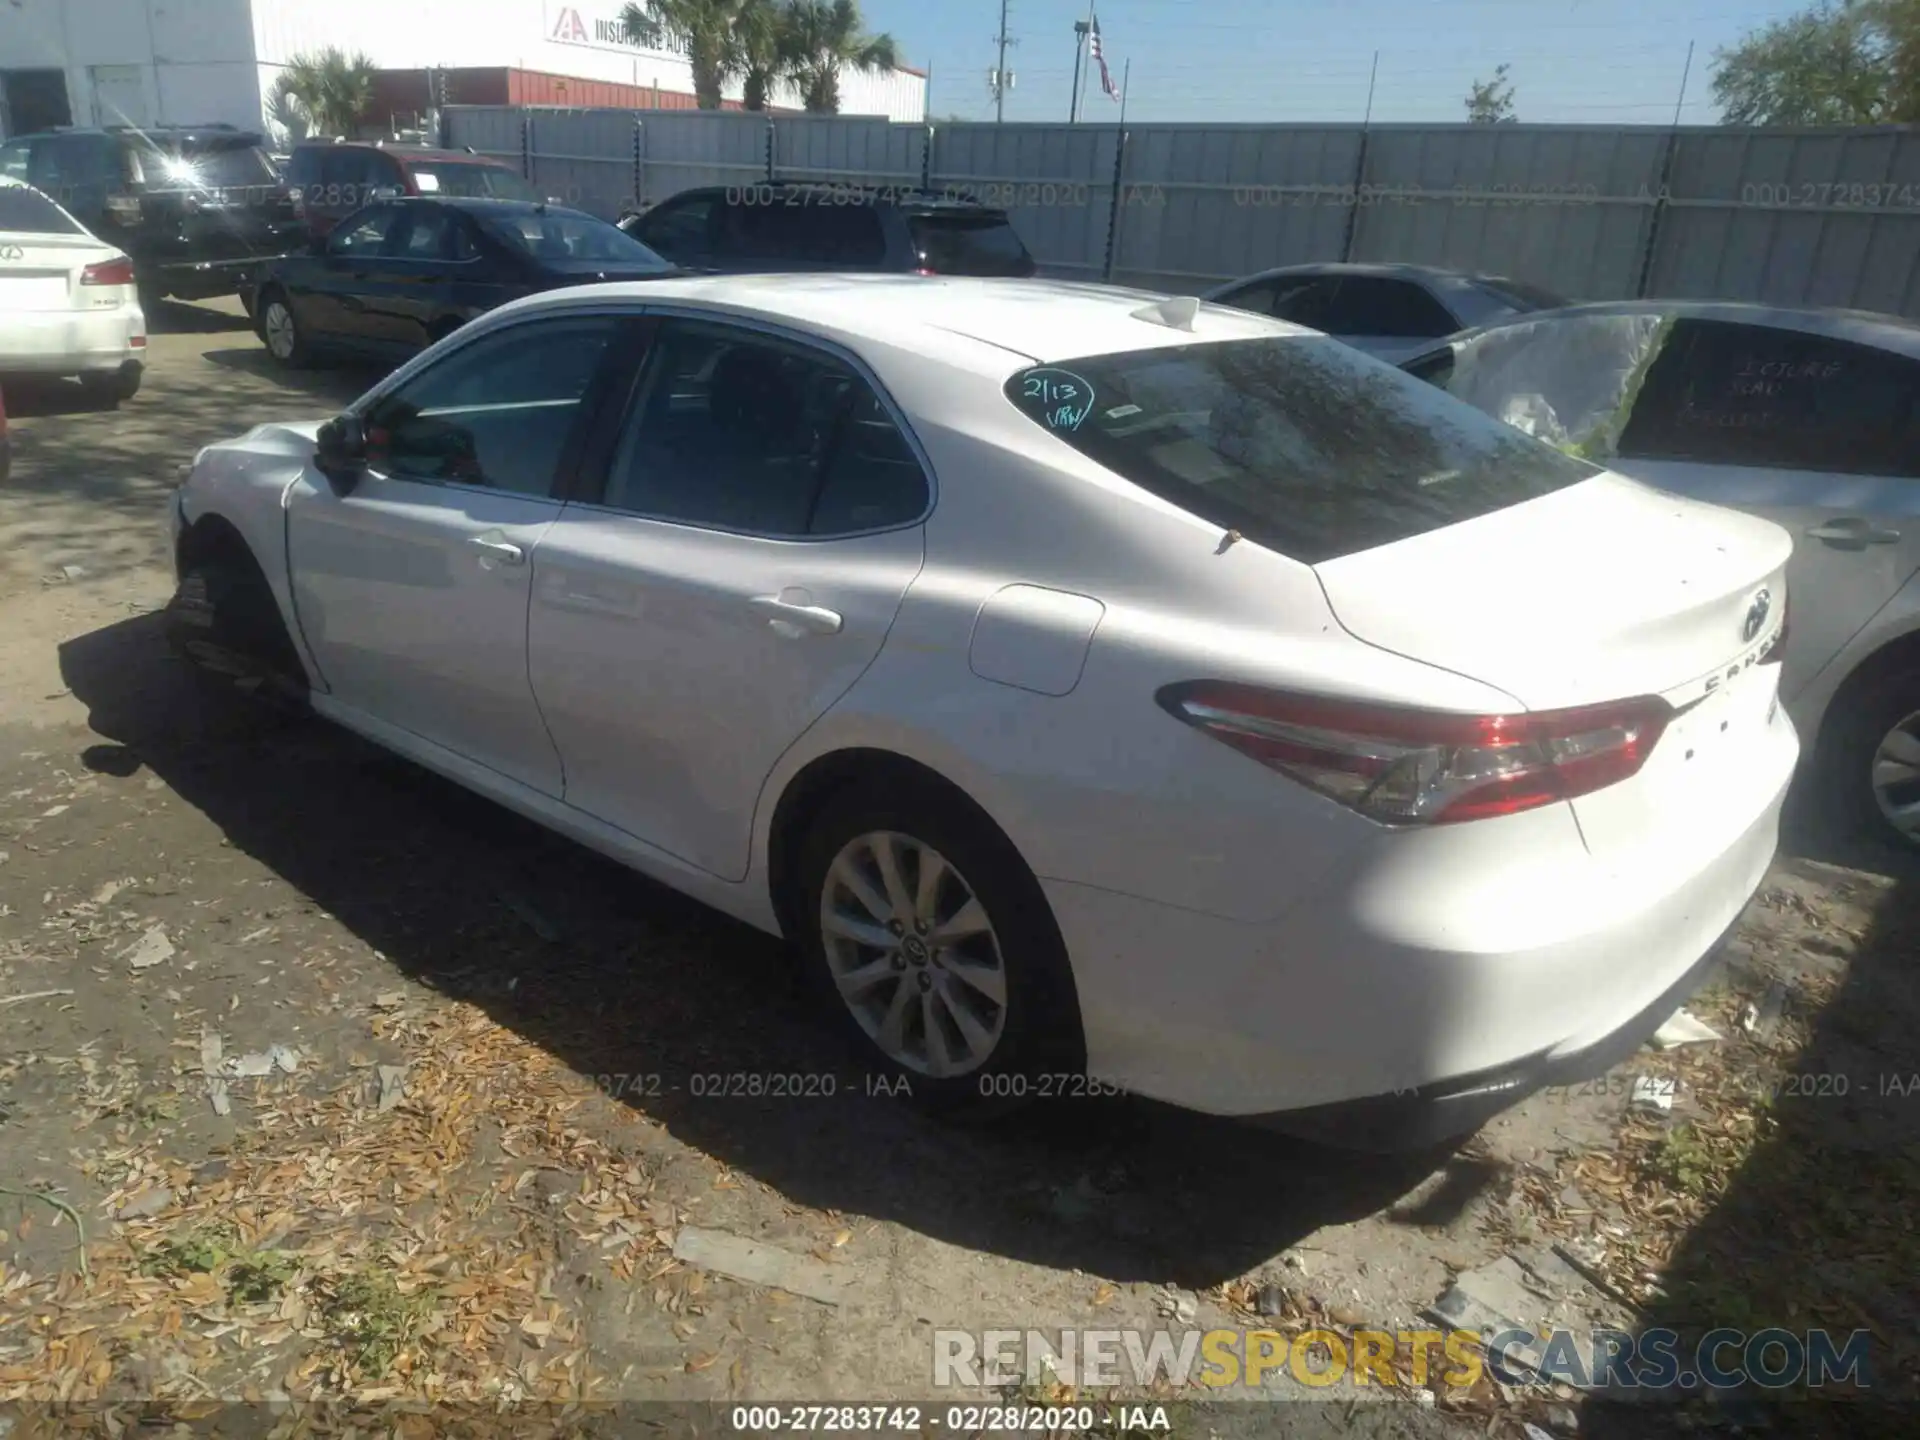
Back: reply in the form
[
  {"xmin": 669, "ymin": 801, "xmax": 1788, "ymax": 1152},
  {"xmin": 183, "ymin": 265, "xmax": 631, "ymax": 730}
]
[
  {"xmin": 1118, "ymin": 57, "xmax": 1130, "ymax": 127},
  {"xmin": 1075, "ymin": 3, "xmax": 1098, "ymax": 123}
]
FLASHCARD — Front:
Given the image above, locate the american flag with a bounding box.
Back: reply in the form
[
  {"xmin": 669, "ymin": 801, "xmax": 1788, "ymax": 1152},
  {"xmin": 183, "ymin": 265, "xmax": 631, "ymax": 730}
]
[{"xmin": 1089, "ymin": 16, "xmax": 1120, "ymax": 102}]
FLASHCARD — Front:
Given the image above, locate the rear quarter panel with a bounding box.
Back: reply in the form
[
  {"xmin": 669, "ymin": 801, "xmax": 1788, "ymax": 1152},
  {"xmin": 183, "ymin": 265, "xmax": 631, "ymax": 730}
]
[{"xmin": 748, "ymin": 344, "xmax": 1531, "ymax": 925}]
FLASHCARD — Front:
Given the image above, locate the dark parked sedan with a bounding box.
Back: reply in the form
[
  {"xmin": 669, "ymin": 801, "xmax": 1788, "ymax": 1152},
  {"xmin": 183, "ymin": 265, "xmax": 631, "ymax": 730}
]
[{"xmin": 250, "ymin": 197, "xmax": 677, "ymax": 367}]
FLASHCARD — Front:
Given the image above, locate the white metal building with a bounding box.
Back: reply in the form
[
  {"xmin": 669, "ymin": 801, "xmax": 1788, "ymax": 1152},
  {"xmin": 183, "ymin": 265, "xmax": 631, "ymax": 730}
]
[{"xmin": 0, "ymin": 0, "xmax": 927, "ymax": 138}]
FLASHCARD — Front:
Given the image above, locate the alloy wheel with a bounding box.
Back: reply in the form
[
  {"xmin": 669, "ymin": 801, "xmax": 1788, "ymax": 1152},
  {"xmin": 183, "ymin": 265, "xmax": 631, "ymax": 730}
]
[
  {"xmin": 1870, "ymin": 708, "xmax": 1920, "ymax": 840},
  {"xmin": 818, "ymin": 830, "xmax": 1008, "ymax": 1078},
  {"xmin": 263, "ymin": 302, "xmax": 296, "ymax": 361}
]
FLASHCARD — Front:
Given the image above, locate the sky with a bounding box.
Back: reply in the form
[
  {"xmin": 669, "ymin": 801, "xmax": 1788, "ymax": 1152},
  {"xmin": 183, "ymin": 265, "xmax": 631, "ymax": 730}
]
[{"xmin": 859, "ymin": 0, "xmax": 1812, "ymax": 125}]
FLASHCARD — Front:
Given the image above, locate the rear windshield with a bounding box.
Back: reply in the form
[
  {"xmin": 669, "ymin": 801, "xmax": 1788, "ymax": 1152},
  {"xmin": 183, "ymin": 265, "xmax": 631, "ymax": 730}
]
[
  {"xmin": 409, "ymin": 163, "xmax": 540, "ymax": 201},
  {"xmin": 908, "ymin": 213, "xmax": 1034, "ymax": 276},
  {"xmin": 0, "ymin": 185, "xmax": 82, "ymax": 235},
  {"xmin": 142, "ymin": 142, "xmax": 278, "ymax": 190},
  {"xmin": 1004, "ymin": 337, "xmax": 1599, "ymax": 565},
  {"xmin": 478, "ymin": 209, "xmax": 668, "ymax": 267}
]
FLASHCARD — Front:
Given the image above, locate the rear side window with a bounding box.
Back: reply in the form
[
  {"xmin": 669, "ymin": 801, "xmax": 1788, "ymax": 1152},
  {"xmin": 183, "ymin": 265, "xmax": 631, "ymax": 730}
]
[
  {"xmin": 1619, "ymin": 320, "xmax": 1920, "ymax": 478},
  {"xmin": 0, "ymin": 185, "xmax": 82, "ymax": 234},
  {"xmin": 598, "ymin": 318, "xmax": 927, "ymax": 535},
  {"xmin": 1266, "ymin": 276, "xmax": 1342, "ymax": 330},
  {"xmin": 1004, "ymin": 337, "xmax": 1599, "ymax": 565},
  {"xmin": 907, "ymin": 212, "xmax": 1033, "ymax": 276}
]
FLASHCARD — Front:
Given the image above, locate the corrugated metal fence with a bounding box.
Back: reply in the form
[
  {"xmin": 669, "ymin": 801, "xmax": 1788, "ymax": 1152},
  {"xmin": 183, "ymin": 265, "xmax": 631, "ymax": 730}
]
[{"xmin": 445, "ymin": 108, "xmax": 1920, "ymax": 318}]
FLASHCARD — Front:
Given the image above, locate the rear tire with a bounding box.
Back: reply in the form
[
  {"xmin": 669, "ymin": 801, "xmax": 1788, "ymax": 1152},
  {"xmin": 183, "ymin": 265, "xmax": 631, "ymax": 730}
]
[
  {"xmin": 258, "ymin": 290, "xmax": 309, "ymax": 368},
  {"xmin": 79, "ymin": 366, "xmax": 140, "ymax": 406},
  {"xmin": 792, "ymin": 777, "xmax": 1087, "ymax": 1120},
  {"xmin": 1813, "ymin": 663, "xmax": 1920, "ymax": 851}
]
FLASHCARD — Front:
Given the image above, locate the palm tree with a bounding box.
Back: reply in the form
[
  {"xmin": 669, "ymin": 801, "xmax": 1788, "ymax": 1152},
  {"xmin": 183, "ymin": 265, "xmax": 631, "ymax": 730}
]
[
  {"xmin": 278, "ymin": 48, "xmax": 378, "ymax": 138},
  {"xmin": 738, "ymin": 0, "xmax": 786, "ymax": 111},
  {"xmin": 621, "ymin": 1, "xmax": 743, "ymax": 110},
  {"xmin": 779, "ymin": 0, "xmax": 900, "ymax": 114}
]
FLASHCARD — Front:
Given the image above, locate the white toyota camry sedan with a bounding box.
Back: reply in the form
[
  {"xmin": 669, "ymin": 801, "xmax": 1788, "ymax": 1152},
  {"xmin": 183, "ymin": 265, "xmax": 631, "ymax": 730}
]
[
  {"xmin": 168, "ymin": 274, "xmax": 1797, "ymax": 1148},
  {"xmin": 0, "ymin": 179, "xmax": 146, "ymax": 404}
]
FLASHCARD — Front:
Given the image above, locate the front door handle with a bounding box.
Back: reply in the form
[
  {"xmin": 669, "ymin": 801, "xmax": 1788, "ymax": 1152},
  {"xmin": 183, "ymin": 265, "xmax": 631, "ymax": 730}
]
[
  {"xmin": 469, "ymin": 535, "xmax": 526, "ymax": 566},
  {"xmin": 1807, "ymin": 517, "xmax": 1901, "ymax": 549},
  {"xmin": 751, "ymin": 595, "xmax": 843, "ymax": 636}
]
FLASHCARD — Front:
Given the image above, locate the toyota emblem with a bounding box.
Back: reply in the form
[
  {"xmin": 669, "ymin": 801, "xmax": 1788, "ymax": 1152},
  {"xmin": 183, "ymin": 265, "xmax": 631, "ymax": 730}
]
[{"xmin": 1743, "ymin": 588, "xmax": 1772, "ymax": 644}]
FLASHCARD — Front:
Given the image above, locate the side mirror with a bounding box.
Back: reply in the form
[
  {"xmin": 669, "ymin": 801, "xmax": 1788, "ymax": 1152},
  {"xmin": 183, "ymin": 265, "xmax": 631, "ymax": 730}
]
[{"xmin": 314, "ymin": 414, "xmax": 367, "ymax": 495}]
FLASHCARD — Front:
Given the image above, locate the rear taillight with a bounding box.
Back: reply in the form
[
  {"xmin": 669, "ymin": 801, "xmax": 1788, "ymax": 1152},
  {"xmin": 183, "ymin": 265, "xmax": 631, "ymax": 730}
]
[
  {"xmin": 1759, "ymin": 590, "xmax": 1789, "ymax": 665},
  {"xmin": 82, "ymin": 257, "xmax": 136, "ymax": 287},
  {"xmin": 1157, "ymin": 682, "xmax": 1672, "ymax": 825},
  {"xmin": 914, "ymin": 266, "xmax": 937, "ymax": 276},
  {"xmin": 105, "ymin": 191, "xmax": 142, "ymax": 224}
]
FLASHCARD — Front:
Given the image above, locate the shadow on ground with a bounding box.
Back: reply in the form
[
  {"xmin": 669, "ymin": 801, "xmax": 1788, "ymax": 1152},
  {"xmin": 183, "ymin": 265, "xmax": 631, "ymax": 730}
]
[
  {"xmin": 1580, "ymin": 821, "xmax": 1920, "ymax": 1436},
  {"xmin": 56, "ymin": 611, "xmax": 1459, "ymax": 1289}
]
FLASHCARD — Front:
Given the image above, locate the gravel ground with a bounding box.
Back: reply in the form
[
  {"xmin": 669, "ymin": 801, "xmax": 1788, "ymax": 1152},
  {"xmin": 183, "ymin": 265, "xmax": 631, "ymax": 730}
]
[{"xmin": 0, "ymin": 301, "xmax": 1914, "ymax": 1437}]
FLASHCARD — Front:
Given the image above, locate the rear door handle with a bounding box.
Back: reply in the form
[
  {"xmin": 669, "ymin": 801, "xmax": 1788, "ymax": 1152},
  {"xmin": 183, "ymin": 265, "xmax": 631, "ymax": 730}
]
[
  {"xmin": 1806, "ymin": 517, "xmax": 1902, "ymax": 549},
  {"xmin": 469, "ymin": 536, "xmax": 526, "ymax": 566},
  {"xmin": 751, "ymin": 595, "xmax": 843, "ymax": 636}
]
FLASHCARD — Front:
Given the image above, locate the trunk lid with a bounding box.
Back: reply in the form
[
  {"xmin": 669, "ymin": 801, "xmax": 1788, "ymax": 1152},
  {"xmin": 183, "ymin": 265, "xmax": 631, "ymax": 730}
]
[
  {"xmin": 1311, "ymin": 472, "xmax": 1791, "ymax": 713},
  {"xmin": 0, "ymin": 232, "xmax": 110, "ymax": 310}
]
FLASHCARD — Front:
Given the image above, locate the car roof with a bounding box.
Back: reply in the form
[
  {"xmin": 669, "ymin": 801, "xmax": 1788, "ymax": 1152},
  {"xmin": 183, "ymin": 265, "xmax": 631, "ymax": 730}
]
[
  {"xmin": 1443, "ymin": 298, "xmax": 1920, "ymax": 361},
  {"xmin": 1227, "ymin": 261, "xmax": 1530, "ymax": 289},
  {"xmin": 411, "ymin": 197, "xmax": 595, "ymax": 220},
  {"xmin": 8, "ymin": 125, "xmax": 265, "ymax": 146},
  {"xmin": 294, "ymin": 141, "xmax": 510, "ymax": 166},
  {"xmin": 672, "ymin": 181, "xmax": 1008, "ymax": 214},
  {"xmin": 480, "ymin": 273, "xmax": 1311, "ymax": 375}
]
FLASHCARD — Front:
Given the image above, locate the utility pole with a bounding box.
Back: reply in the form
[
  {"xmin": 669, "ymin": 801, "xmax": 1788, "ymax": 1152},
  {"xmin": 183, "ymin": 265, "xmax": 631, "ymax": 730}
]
[
  {"xmin": 1672, "ymin": 39, "xmax": 1695, "ymax": 128},
  {"xmin": 991, "ymin": 0, "xmax": 1017, "ymax": 123}
]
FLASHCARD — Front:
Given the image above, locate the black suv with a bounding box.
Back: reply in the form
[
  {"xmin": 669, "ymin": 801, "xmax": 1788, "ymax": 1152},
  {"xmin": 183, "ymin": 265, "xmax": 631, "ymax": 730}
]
[
  {"xmin": 618, "ymin": 181, "xmax": 1037, "ymax": 277},
  {"xmin": 0, "ymin": 125, "xmax": 305, "ymax": 305}
]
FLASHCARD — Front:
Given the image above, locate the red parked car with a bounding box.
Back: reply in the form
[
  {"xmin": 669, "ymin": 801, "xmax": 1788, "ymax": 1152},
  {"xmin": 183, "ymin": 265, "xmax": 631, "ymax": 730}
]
[{"xmin": 282, "ymin": 140, "xmax": 543, "ymax": 237}]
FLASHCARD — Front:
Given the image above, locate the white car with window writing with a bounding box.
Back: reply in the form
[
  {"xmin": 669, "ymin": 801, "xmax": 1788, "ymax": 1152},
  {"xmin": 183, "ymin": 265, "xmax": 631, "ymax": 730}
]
[
  {"xmin": 168, "ymin": 276, "xmax": 1796, "ymax": 1148},
  {"xmin": 1403, "ymin": 302, "xmax": 1920, "ymax": 851},
  {"xmin": 0, "ymin": 179, "xmax": 146, "ymax": 403}
]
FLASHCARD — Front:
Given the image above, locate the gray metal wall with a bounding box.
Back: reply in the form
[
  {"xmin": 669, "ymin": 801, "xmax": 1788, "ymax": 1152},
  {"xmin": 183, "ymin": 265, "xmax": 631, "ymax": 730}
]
[{"xmin": 444, "ymin": 108, "xmax": 1920, "ymax": 319}]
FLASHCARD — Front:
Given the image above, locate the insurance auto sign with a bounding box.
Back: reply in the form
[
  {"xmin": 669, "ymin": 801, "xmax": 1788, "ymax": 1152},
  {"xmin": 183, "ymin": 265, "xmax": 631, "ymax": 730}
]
[{"xmin": 543, "ymin": 2, "xmax": 689, "ymax": 60}]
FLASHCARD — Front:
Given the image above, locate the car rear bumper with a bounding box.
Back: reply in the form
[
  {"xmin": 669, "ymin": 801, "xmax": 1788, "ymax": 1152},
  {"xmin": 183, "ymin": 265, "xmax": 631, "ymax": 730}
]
[
  {"xmin": 0, "ymin": 308, "xmax": 146, "ymax": 376},
  {"xmin": 1041, "ymin": 704, "xmax": 1796, "ymax": 1144}
]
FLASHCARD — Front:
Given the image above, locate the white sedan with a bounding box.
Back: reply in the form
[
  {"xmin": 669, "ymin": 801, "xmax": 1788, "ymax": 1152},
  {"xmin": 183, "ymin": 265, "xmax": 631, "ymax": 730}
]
[
  {"xmin": 167, "ymin": 275, "xmax": 1797, "ymax": 1148},
  {"xmin": 0, "ymin": 179, "xmax": 146, "ymax": 403}
]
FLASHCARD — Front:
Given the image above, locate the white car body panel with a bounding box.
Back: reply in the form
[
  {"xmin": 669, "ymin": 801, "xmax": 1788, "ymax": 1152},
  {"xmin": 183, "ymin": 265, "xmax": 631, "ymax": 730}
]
[
  {"xmin": 1619, "ymin": 457, "xmax": 1920, "ymax": 728},
  {"xmin": 0, "ymin": 183, "xmax": 145, "ymax": 378},
  {"xmin": 286, "ymin": 472, "xmax": 567, "ymax": 796},
  {"xmin": 173, "ymin": 274, "xmax": 1800, "ymax": 1123}
]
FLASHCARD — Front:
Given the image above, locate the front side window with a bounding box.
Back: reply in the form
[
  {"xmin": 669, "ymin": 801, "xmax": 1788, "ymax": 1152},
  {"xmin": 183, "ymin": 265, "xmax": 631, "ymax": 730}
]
[
  {"xmin": 329, "ymin": 205, "xmax": 398, "ymax": 256},
  {"xmin": 598, "ymin": 319, "xmax": 927, "ymax": 535},
  {"xmin": 1619, "ymin": 319, "xmax": 1920, "ymax": 478},
  {"xmin": 361, "ymin": 317, "xmax": 621, "ymax": 495},
  {"xmin": 478, "ymin": 209, "xmax": 668, "ymax": 267},
  {"xmin": 1004, "ymin": 336, "xmax": 1599, "ymax": 565},
  {"xmin": 1427, "ymin": 312, "xmax": 1674, "ymax": 461},
  {"xmin": 389, "ymin": 205, "xmax": 460, "ymax": 261}
]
